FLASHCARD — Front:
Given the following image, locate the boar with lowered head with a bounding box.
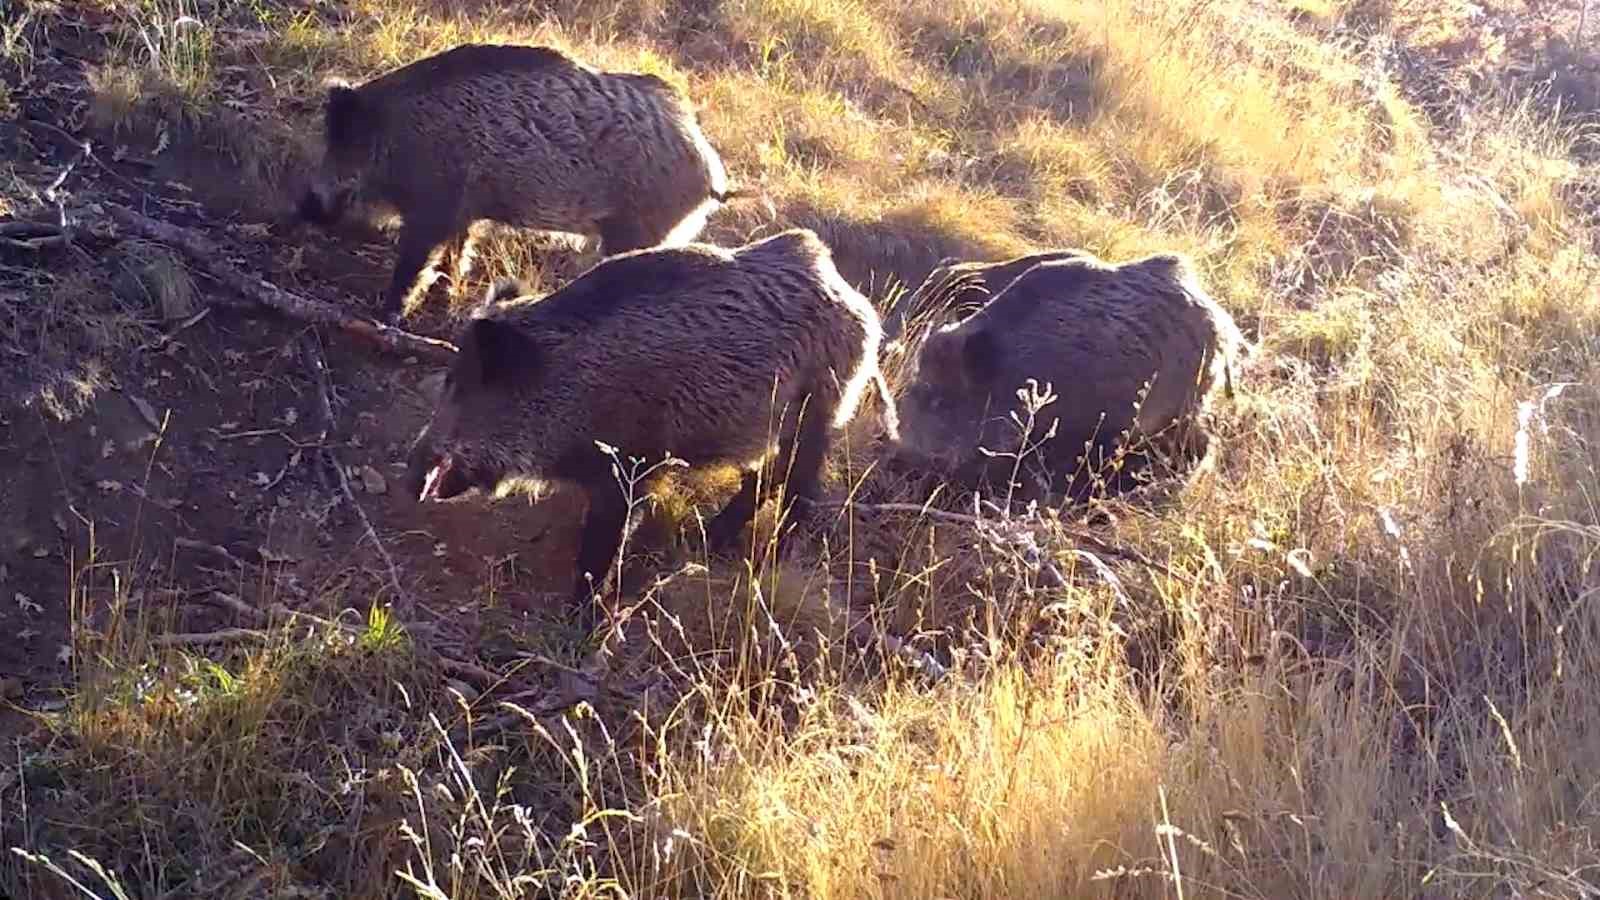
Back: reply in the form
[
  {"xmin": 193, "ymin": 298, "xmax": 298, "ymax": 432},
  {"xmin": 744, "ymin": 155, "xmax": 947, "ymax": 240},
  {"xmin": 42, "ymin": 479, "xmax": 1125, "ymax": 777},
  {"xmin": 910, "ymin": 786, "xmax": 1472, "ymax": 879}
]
[
  {"xmin": 296, "ymin": 43, "xmax": 745, "ymax": 323},
  {"xmin": 890, "ymin": 249, "xmax": 1245, "ymax": 502},
  {"xmin": 403, "ymin": 229, "xmax": 896, "ymax": 606}
]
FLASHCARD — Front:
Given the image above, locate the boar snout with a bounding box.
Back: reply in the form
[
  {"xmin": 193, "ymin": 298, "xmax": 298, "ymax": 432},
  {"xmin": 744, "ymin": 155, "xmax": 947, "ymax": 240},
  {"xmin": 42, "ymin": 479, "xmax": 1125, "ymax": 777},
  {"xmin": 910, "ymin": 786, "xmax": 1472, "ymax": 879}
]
[
  {"xmin": 296, "ymin": 183, "xmax": 348, "ymax": 226},
  {"xmin": 402, "ymin": 435, "xmax": 469, "ymax": 504}
]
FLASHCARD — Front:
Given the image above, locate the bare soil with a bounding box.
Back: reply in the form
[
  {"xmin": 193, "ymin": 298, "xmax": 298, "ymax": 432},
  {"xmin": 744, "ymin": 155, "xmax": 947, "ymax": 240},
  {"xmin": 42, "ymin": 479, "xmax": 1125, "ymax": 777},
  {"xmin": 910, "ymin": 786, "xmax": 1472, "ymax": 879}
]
[{"xmin": 0, "ymin": 40, "xmax": 607, "ymax": 739}]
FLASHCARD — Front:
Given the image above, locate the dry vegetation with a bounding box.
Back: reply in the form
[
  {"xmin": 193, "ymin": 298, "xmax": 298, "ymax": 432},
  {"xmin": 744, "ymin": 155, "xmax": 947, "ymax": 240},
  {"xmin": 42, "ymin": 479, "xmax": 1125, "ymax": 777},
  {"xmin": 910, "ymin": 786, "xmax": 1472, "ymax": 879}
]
[{"xmin": 3, "ymin": 0, "xmax": 1600, "ymax": 897}]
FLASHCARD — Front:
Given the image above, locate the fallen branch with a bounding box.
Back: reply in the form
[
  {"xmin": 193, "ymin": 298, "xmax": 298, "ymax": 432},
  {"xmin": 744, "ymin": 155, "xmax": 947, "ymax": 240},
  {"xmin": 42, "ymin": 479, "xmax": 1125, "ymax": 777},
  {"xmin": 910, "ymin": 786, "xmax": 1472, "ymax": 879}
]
[
  {"xmin": 197, "ymin": 591, "xmax": 480, "ymax": 682},
  {"xmin": 150, "ymin": 628, "xmax": 271, "ymax": 648},
  {"xmin": 103, "ymin": 201, "xmax": 457, "ymax": 364},
  {"xmin": 200, "ymin": 591, "xmax": 360, "ymax": 639},
  {"xmin": 0, "ymin": 232, "xmax": 73, "ymax": 252},
  {"xmin": 0, "ymin": 221, "xmax": 66, "ymax": 239},
  {"xmin": 175, "ymin": 537, "xmax": 252, "ymax": 571},
  {"xmin": 437, "ymin": 655, "xmax": 504, "ymax": 688},
  {"xmin": 301, "ymin": 334, "xmax": 412, "ymax": 614},
  {"xmin": 138, "ymin": 306, "xmax": 212, "ymax": 351},
  {"xmin": 200, "ymin": 591, "xmax": 265, "ymax": 621}
]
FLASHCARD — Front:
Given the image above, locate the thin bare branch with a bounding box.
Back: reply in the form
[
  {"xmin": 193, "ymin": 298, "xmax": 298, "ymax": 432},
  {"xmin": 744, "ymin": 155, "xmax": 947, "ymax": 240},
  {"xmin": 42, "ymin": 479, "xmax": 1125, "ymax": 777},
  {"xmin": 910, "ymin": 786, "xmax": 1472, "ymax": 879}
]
[{"xmin": 102, "ymin": 202, "xmax": 458, "ymax": 364}]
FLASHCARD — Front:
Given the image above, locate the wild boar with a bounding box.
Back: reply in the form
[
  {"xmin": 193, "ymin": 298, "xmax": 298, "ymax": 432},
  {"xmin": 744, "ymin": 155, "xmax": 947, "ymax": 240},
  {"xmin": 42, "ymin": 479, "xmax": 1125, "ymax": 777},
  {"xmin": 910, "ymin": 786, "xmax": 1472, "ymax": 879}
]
[
  {"xmin": 891, "ymin": 249, "xmax": 1245, "ymax": 502},
  {"xmin": 295, "ymin": 43, "xmax": 746, "ymax": 322},
  {"xmin": 881, "ymin": 249, "xmax": 1094, "ymax": 353},
  {"xmin": 402, "ymin": 229, "xmax": 896, "ymax": 605}
]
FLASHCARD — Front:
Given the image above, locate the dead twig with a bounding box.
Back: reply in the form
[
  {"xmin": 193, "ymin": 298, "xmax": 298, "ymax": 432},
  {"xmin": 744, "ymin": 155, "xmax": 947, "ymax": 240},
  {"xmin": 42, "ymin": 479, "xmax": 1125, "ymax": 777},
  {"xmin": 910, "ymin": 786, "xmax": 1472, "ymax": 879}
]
[
  {"xmin": 103, "ymin": 201, "xmax": 458, "ymax": 364},
  {"xmin": 437, "ymin": 655, "xmax": 508, "ymax": 688},
  {"xmin": 150, "ymin": 628, "xmax": 271, "ymax": 648},
  {"xmin": 0, "ymin": 154, "xmax": 83, "ymax": 254},
  {"xmin": 190, "ymin": 593, "xmax": 489, "ymax": 688},
  {"xmin": 174, "ymin": 537, "xmax": 253, "ymax": 570},
  {"xmin": 200, "ymin": 591, "xmax": 265, "ymax": 621},
  {"xmin": 137, "ymin": 306, "xmax": 212, "ymax": 351},
  {"xmin": 23, "ymin": 117, "xmax": 155, "ymax": 199},
  {"xmin": 200, "ymin": 591, "xmax": 352, "ymax": 635},
  {"xmin": 301, "ymin": 333, "xmax": 411, "ymax": 615}
]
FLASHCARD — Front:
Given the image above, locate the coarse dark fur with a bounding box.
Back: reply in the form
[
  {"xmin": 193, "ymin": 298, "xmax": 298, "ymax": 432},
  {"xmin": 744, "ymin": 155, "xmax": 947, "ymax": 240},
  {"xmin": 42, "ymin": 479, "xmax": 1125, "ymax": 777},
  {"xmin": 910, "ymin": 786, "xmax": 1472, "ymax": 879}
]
[
  {"xmin": 403, "ymin": 229, "xmax": 895, "ymax": 608},
  {"xmin": 883, "ymin": 248, "xmax": 1096, "ymax": 346},
  {"xmin": 295, "ymin": 43, "xmax": 748, "ymax": 322},
  {"xmin": 891, "ymin": 249, "xmax": 1247, "ymax": 504}
]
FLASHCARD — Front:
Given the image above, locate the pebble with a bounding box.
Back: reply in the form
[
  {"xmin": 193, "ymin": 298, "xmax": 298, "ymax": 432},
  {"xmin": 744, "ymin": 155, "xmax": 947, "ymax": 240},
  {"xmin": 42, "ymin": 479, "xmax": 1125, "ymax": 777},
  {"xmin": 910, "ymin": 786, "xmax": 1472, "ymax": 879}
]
[{"xmin": 360, "ymin": 466, "xmax": 388, "ymax": 495}]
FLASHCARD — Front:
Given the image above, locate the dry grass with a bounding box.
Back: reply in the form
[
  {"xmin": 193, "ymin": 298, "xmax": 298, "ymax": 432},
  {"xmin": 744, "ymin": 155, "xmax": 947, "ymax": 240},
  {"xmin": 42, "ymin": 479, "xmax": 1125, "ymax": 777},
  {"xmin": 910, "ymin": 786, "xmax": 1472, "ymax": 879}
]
[{"xmin": 6, "ymin": 0, "xmax": 1600, "ymax": 897}]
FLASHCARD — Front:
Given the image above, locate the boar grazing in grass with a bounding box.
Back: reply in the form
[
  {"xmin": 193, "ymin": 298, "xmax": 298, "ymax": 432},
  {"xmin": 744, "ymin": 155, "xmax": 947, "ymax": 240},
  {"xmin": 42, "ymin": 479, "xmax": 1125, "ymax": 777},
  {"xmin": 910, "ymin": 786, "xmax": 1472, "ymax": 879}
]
[
  {"xmin": 882, "ymin": 249, "xmax": 1094, "ymax": 353},
  {"xmin": 890, "ymin": 249, "xmax": 1246, "ymax": 503},
  {"xmin": 403, "ymin": 229, "xmax": 895, "ymax": 606},
  {"xmin": 296, "ymin": 43, "xmax": 745, "ymax": 323}
]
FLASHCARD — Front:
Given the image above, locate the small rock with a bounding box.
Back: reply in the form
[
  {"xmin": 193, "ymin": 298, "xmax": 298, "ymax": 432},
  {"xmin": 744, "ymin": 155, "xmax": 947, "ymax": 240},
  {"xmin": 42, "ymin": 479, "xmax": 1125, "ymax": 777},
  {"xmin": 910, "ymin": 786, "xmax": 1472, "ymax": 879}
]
[{"xmin": 360, "ymin": 466, "xmax": 388, "ymax": 495}]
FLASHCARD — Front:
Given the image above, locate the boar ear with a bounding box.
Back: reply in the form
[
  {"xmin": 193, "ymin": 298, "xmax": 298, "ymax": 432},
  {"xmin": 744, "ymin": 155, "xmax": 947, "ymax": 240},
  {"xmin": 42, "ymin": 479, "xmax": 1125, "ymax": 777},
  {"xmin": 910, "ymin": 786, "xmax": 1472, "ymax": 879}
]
[
  {"xmin": 325, "ymin": 83, "xmax": 378, "ymax": 146},
  {"xmin": 959, "ymin": 327, "xmax": 1000, "ymax": 383},
  {"xmin": 455, "ymin": 319, "xmax": 538, "ymax": 390}
]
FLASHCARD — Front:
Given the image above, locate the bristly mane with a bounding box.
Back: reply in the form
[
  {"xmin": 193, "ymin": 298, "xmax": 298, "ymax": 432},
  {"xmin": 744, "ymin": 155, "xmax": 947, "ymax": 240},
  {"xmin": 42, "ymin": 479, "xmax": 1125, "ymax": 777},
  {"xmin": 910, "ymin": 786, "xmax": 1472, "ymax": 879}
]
[
  {"xmin": 493, "ymin": 245, "xmax": 735, "ymax": 330},
  {"xmin": 362, "ymin": 44, "xmax": 584, "ymax": 96}
]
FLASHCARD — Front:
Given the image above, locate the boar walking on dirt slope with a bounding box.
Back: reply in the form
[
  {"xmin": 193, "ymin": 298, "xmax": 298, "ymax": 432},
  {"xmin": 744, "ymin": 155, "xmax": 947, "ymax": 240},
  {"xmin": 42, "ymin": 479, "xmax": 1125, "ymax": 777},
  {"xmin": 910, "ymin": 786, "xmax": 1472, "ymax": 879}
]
[
  {"xmin": 402, "ymin": 229, "xmax": 896, "ymax": 608},
  {"xmin": 890, "ymin": 249, "xmax": 1247, "ymax": 504},
  {"xmin": 295, "ymin": 43, "xmax": 746, "ymax": 323}
]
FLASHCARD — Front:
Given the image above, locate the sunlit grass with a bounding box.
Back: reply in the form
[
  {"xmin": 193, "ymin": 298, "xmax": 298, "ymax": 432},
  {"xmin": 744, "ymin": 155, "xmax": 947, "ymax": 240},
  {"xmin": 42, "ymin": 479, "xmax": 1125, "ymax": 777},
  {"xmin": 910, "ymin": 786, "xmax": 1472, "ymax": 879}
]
[{"xmin": 4, "ymin": 0, "xmax": 1600, "ymax": 896}]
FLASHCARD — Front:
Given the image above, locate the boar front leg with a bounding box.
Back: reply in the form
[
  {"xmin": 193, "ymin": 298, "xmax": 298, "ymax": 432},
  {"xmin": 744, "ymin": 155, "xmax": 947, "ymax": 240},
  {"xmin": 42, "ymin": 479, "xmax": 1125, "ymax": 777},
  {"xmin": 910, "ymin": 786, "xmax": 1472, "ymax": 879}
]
[
  {"xmin": 383, "ymin": 212, "xmax": 460, "ymax": 323},
  {"xmin": 572, "ymin": 482, "xmax": 630, "ymax": 609}
]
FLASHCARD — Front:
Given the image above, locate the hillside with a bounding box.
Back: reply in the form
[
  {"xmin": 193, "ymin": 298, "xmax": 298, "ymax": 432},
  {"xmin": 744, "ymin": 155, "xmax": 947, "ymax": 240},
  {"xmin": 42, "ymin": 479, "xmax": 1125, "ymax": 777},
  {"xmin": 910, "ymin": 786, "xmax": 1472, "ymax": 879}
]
[{"xmin": 2, "ymin": 0, "xmax": 1599, "ymax": 897}]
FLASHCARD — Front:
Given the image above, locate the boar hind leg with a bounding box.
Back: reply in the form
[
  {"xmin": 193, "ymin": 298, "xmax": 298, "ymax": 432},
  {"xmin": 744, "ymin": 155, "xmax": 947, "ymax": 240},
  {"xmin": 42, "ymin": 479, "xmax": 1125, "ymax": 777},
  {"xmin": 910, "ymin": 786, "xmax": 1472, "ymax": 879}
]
[
  {"xmin": 573, "ymin": 483, "xmax": 630, "ymax": 606},
  {"xmin": 383, "ymin": 213, "xmax": 460, "ymax": 322},
  {"xmin": 774, "ymin": 396, "xmax": 832, "ymax": 523},
  {"xmin": 705, "ymin": 393, "xmax": 834, "ymax": 551},
  {"xmin": 704, "ymin": 472, "xmax": 759, "ymax": 552}
]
